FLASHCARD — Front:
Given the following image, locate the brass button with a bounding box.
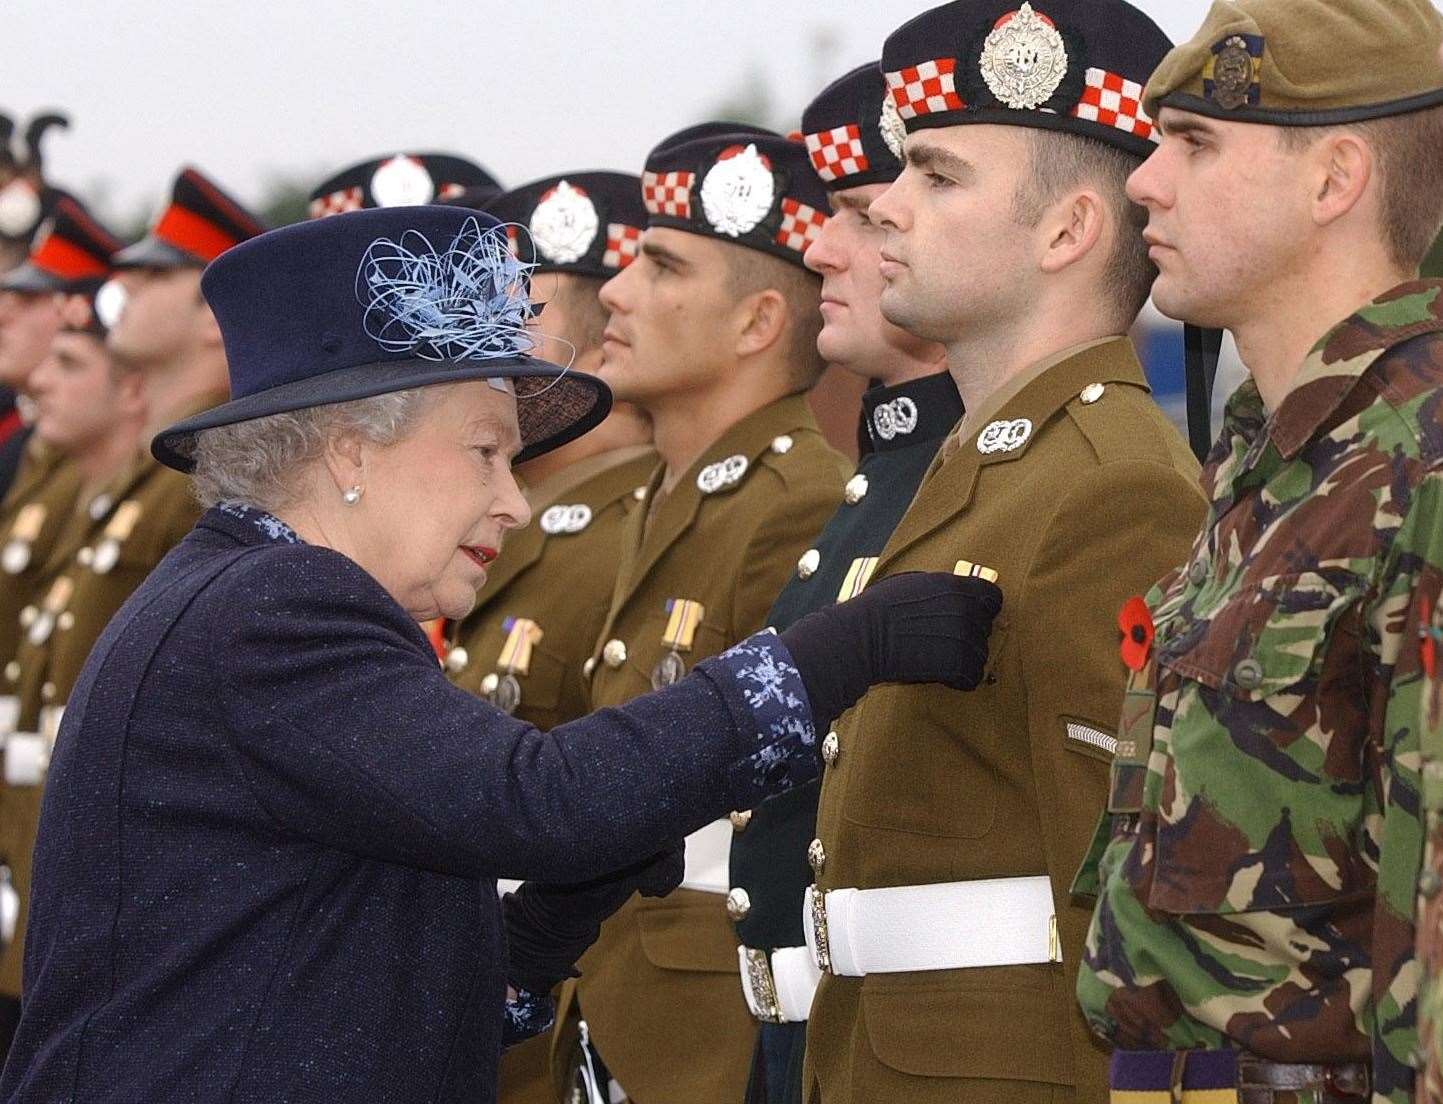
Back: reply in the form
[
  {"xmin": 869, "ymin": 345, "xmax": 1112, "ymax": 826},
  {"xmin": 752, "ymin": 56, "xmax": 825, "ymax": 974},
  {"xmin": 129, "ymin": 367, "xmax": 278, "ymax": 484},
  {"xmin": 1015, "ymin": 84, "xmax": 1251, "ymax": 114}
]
[
  {"xmin": 797, "ymin": 549, "xmax": 820, "ymax": 579},
  {"xmin": 844, "ymin": 474, "xmax": 869, "ymax": 505},
  {"xmin": 1421, "ymin": 869, "xmax": 1443, "ymax": 899},
  {"xmin": 1188, "ymin": 557, "xmax": 1208, "ymax": 587},
  {"xmin": 632, "ymin": 485, "xmax": 647, "ymax": 502},
  {"xmin": 807, "ymin": 838, "xmax": 826, "ymax": 875},
  {"xmin": 729, "ymin": 809, "xmax": 753, "ymax": 832},
  {"xmin": 57, "ymin": 612, "xmax": 74, "ymax": 632},
  {"xmin": 1232, "ymin": 658, "xmax": 1263, "ymax": 691},
  {"xmin": 480, "ymin": 673, "xmax": 500, "ymax": 696},
  {"xmin": 603, "ymin": 639, "xmax": 627, "ymax": 669},
  {"xmin": 583, "ymin": 656, "xmax": 598, "ymax": 678},
  {"xmin": 444, "ymin": 646, "xmax": 469, "ymax": 673},
  {"xmin": 77, "ymin": 547, "xmax": 94, "ymax": 567},
  {"xmin": 4, "ymin": 661, "xmax": 18, "ymax": 683},
  {"xmin": 821, "ymin": 731, "xmax": 840, "ymax": 765},
  {"xmin": 41, "ymin": 681, "xmax": 56, "ymax": 702},
  {"xmin": 18, "ymin": 606, "xmax": 35, "ymax": 628},
  {"xmin": 771, "ymin": 435, "xmax": 794, "ymax": 455},
  {"xmin": 1079, "ymin": 382, "xmax": 1105, "ymax": 405},
  {"xmin": 726, "ymin": 887, "xmax": 752, "ymax": 920}
]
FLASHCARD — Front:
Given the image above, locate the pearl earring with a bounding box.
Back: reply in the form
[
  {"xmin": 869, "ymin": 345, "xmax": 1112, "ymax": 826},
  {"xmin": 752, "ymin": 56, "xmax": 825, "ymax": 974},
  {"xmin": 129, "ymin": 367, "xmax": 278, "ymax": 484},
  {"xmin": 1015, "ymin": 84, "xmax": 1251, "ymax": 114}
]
[{"xmin": 342, "ymin": 486, "xmax": 363, "ymax": 505}]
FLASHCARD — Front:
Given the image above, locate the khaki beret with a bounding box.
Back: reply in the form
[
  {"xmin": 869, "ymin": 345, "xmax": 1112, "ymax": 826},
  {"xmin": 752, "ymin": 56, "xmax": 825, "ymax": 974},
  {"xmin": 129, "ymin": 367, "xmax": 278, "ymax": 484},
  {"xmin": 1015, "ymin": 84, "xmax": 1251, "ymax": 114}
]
[{"xmin": 1144, "ymin": 0, "xmax": 1443, "ymax": 124}]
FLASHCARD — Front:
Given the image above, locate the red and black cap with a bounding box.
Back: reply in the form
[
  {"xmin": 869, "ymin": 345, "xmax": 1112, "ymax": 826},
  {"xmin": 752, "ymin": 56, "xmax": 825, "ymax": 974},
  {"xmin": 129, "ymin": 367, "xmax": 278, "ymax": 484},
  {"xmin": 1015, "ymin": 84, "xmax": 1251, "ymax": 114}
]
[
  {"xmin": 1, "ymin": 195, "xmax": 121, "ymax": 294},
  {"xmin": 114, "ymin": 167, "xmax": 265, "ymax": 270},
  {"xmin": 482, "ymin": 171, "xmax": 646, "ymax": 279},
  {"xmin": 802, "ymin": 62, "xmax": 906, "ymax": 190},
  {"xmin": 881, "ymin": 0, "xmax": 1174, "ymax": 158},
  {"xmin": 641, "ymin": 124, "xmax": 831, "ymax": 269},
  {"xmin": 308, "ymin": 153, "xmax": 502, "ymax": 220}
]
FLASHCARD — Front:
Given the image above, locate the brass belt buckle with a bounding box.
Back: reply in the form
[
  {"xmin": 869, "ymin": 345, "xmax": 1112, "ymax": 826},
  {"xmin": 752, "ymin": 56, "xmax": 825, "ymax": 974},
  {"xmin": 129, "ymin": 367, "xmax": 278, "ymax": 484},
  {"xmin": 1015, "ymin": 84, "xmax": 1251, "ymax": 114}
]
[
  {"xmin": 742, "ymin": 948, "xmax": 783, "ymax": 1024},
  {"xmin": 807, "ymin": 884, "xmax": 831, "ymax": 974}
]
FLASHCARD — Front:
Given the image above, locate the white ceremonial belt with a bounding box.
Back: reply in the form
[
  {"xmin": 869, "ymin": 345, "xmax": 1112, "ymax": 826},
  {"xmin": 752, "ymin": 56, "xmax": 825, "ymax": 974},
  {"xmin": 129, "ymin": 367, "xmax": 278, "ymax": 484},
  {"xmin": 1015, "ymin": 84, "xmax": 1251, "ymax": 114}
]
[
  {"xmin": 804, "ymin": 876, "xmax": 1060, "ymax": 977},
  {"xmin": 738, "ymin": 944, "xmax": 821, "ymax": 1023},
  {"xmin": 680, "ymin": 818, "xmax": 732, "ymax": 894}
]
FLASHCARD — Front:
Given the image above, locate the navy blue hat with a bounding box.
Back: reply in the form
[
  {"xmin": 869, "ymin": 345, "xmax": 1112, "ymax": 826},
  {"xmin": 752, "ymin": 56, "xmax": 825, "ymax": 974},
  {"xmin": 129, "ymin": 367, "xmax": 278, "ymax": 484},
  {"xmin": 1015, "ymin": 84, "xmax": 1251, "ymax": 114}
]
[
  {"xmin": 484, "ymin": 171, "xmax": 646, "ymax": 279},
  {"xmin": 802, "ymin": 63, "xmax": 906, "ymax": 189},
  {"xmin": 881, "ymin": 0, "xmax": 1174, "ymax": 157},
  {"xmin": 151, "ymin": 206, "xmax": 610, "ymax": 472},
  {"xmin": 641, "ymin": 125, "xmax": 831, "ymax": 269},
  {"xmin": 309, "ymin": 153, "xmax": 503, "ymax": 219}
]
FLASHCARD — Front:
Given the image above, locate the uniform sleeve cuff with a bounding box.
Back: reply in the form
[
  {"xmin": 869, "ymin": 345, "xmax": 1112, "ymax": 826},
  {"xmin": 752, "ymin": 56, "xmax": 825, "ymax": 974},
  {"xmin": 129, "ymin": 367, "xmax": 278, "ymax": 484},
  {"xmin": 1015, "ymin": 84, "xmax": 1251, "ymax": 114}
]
[{"xmin": 699, "ymin": 632, "xmax": 818, "ymax": 803}]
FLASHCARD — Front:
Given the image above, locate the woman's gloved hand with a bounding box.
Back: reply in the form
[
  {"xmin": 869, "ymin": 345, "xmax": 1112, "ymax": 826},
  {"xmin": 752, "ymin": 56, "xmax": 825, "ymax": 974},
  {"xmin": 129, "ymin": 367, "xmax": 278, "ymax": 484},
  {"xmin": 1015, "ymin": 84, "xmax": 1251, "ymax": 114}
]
[
  {"xmin": 502, "ymin": 843, "xmax": 685, "ymax": 994},
  {"xmin": 778, "ymin": 571, "xmax": 1003, "ymax": 730}
]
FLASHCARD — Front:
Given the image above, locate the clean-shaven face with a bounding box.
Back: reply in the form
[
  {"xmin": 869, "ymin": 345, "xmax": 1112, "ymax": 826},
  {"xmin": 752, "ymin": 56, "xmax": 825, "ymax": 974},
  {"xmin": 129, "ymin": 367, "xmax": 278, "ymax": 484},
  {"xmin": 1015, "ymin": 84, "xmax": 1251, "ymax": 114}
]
[
  {"xmin": 0, "ymin": 288, "xmax": 64, "ymax": 391},
  {"xmin": 30, "ymin": 325, "xmax": 135, "ymax": 454},
  {"xmin": 107, "ymin": 266, "xmax": 211, "ymax": 370}
]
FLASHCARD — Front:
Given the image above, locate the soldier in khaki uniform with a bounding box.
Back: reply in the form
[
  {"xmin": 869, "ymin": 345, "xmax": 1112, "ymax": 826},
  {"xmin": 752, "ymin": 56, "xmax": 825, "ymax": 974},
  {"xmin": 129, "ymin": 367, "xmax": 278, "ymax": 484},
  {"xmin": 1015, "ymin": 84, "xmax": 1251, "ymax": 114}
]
[
  {"xmin": 558, "ymin": 127, "xmax": 848, "ymax": 1104},
  {"xmin": 446, "ymin": 171, "xmax": 654, "ymax": 733},
  {"xmin": 0, "ymin": 167, "xmax": 261, "ymax": 1053},
  {"xmin": 441, "ymin": 171, "xmax": 655, "ymax": 1104},
  {"xmin": 800, "ymin": 3, "xmax": 1207, "ymax": 1102}
]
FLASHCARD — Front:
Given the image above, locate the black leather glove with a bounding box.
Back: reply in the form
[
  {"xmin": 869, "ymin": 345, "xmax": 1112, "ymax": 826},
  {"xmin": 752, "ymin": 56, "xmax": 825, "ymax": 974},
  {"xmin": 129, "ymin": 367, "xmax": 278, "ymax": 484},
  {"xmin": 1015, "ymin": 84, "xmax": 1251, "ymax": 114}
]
[
  {"xmin": 778, "ymin": 571, "xmax": 1003, "ymax": 730},
  {"xmin": 502, "ymin": 843, "xmax": 685, "ymax": 994}
]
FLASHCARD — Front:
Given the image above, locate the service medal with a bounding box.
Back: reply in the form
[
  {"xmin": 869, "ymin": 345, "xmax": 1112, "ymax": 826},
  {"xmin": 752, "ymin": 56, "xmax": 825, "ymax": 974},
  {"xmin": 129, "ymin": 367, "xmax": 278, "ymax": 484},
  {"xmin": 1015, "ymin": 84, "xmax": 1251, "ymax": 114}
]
[
  {"xmin": 651, "ymin": 649, "xmax": 687, "ymax": 690},
  {"xmin": 492, "ymin": 673, "xmax": 523, "ymax": 716}
]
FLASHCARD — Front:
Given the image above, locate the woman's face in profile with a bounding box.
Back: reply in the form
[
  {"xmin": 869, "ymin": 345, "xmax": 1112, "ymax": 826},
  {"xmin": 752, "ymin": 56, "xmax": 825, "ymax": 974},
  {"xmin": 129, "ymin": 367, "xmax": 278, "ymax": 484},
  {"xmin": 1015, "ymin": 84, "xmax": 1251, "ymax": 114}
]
[{"xmin": 353, "ymin": 380, "xmax": 532, "ymax": 623}]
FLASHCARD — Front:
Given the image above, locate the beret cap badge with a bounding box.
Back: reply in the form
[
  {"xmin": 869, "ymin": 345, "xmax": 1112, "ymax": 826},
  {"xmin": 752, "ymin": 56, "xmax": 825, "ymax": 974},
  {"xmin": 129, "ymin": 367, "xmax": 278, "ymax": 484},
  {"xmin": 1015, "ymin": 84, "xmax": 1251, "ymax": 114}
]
[
  {"xmin": 529, "ymin": 180, "xmax": 601, "ymax": 265},
  {"xmin": 700, "ymin": 144, "xmax": 777, "ymax": 238},
  {"xmin": 1206, "ymin": 35, "xmax": 1261, "ymax": 111},
  {"xmin": 879, "ymin": 93, "xmax": 908, "ymax": 159},
  {"xmin": 979, "ymin": 3, "xmax": 1070, "ymax": 111}
]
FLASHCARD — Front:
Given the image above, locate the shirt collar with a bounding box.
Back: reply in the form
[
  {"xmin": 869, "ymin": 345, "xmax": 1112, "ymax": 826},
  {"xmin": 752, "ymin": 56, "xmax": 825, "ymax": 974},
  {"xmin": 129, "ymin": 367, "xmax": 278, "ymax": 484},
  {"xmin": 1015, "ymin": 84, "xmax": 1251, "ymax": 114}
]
[{"xmin": 859, "ymin": 371, "xmax": 964, "ymax": 455}]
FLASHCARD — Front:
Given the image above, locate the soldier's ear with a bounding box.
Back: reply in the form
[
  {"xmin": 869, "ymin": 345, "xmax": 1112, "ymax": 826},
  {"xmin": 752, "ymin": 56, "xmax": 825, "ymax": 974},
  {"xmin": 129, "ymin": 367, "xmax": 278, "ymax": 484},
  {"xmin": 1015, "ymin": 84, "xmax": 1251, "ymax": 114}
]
[
  {"xmin": 1036, "ymin": 188, "xmax": 1106, "ymax": 277},
  {"xmin": 733, "ymin": 287, "xmax": 788, "ymax": 360},
  {"xmin": 1311, "ymin": 131, "xmax": 1374, "ymax": 231}
]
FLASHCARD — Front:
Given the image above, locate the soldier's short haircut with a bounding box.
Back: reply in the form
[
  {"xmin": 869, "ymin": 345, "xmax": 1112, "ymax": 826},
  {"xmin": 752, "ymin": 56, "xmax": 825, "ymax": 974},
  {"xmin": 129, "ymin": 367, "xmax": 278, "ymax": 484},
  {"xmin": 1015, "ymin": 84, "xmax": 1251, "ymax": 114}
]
[
  {"xmin": 721, "ymin": 247, "xmax": 827, "ymax": 392},
  {"xmin": 539, "ymin": 273, "xmax": 608, "ymax": 356},
  {"xmin": 1011, "ymin": 130, "xmax": 1156, "ymax": 328},
  {"xmin": 1276, "ymin": 105, "xmax": 1443, "ymax": 270}
]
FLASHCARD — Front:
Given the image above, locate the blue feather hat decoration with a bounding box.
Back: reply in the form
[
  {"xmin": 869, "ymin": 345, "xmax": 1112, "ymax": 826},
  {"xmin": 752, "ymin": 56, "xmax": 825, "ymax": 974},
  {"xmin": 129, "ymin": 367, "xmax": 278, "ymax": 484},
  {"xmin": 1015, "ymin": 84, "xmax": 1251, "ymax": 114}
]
[{"xmin": 151, "ymin": 206, "xmax": 610, "ymax": 473}]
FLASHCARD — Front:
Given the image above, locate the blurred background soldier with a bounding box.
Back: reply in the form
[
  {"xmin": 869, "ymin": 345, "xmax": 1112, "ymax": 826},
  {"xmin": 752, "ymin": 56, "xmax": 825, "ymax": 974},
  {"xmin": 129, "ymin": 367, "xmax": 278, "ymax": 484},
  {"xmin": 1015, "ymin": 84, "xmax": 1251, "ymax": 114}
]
[
  {"xmin": 1074, "ymin": 1, "xmax": 1443, "ymax": 1101},
  {"xmin": 0, "ymin": 113, "xmax": 69, "ymax": 276},
  {"xmin": 0, "ymin": 166, "xmax": 261, "ymax": 1059},
  {"xmin": 726, "ymin": 60, "xmax": 960, "ymax": 1104},
  {"xmin": 0, "ymin": 192, "xmax": 118, "ymax": 1058},
  {"xmin": 557, "ymin": 125, "xmax": 848, "ymax": 1104},
  {"xmin": 440, "ymin": 169, "xmax": 655, "ymax": 1104},
  {"xmin": 803, "ymin": 2, "xmax": 1206, "ymax": 1101}
]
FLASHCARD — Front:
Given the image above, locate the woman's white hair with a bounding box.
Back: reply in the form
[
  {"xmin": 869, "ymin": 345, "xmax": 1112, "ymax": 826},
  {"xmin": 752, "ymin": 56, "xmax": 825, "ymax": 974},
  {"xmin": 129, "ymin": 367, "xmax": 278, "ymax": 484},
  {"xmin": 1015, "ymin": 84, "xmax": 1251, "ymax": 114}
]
[{"xmin": 190, "ymin": 389, "xmax": 437, "ymax": 511}]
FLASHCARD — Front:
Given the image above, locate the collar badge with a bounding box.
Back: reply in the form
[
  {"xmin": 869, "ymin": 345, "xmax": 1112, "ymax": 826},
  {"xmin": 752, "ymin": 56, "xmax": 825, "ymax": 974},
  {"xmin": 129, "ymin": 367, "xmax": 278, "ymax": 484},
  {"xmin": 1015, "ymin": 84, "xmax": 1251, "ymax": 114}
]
[
  {"xmin": 529, "ymin": 180, "xmax": 601, "ymax": 265},
  {"xmin": 976, "ymin": 417, "xmax": 1033, "ymax": 454},
  {"xmin": 697, "ymin": 454, "xmax": 749, "ymax": 494},
  {"xmin": 979, "ymin": 3, "xmax": 1069, "ymax": 111},
  {"xmin": 700, "ymin": 145, "xmax": 776, "ymax": 238},
  {"xmin": 873, "ymin": 396, "xmax": 919, "ymax": 441},
  {"xmin": 539, "ymin": 503, "xmax": 593, "ymax": 535}
]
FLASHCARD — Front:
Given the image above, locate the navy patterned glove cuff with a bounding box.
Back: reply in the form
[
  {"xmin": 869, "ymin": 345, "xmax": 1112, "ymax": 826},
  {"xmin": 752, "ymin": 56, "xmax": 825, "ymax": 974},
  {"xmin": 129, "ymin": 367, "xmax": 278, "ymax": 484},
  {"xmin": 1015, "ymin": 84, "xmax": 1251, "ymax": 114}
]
[
  {"xmin": 699, "ymin": 632, "xmax": 818, "ymax": 804},
  {"xmin": 501, "ymin": 986, "xmax": 555, "ymax": 1048}
]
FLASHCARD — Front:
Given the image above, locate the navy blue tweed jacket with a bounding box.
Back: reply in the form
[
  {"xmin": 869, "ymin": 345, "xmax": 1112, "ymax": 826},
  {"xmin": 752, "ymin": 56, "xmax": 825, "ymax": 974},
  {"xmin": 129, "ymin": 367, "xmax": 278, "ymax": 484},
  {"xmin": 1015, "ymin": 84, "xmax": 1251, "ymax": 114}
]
[{"xmin": 0, "ymin": 505, "xmax": 816, "ymax": 1102}]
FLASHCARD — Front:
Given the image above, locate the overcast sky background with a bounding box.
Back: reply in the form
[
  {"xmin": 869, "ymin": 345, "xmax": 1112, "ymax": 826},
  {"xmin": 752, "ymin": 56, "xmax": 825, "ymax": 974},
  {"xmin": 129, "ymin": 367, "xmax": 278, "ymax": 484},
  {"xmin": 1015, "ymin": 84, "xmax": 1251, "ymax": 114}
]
[{"xmin": 0, "ymin": 0, "xmax": 1342, "ymax": 225}]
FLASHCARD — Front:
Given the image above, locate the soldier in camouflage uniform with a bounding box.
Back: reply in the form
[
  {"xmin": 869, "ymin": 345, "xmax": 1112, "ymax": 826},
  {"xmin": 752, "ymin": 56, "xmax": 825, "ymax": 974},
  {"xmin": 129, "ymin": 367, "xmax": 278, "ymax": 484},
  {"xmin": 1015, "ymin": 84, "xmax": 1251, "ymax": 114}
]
[{"xmin": 1072, "ymin": 2, "xmax": 1443, "ymax": 1101}]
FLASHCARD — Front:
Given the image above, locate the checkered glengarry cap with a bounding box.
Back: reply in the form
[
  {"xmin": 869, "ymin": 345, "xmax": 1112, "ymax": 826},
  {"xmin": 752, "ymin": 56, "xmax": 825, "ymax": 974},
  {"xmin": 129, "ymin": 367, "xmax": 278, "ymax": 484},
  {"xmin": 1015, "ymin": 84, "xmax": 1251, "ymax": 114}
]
[
  {"xmin": 881, "ymin": 0, "xmax": 1174, "ymax": 158},
  {"xmin": 113, "ymin": 167, "xmax": 265, "ymax": 269},
  {"xmin": 641, "ymin": 124, "xmax": 830, "ymax": 269},
  {"xmin": 308, "ymin": 153, "xmax": 502, "ymax": 220},
  {"xmin": 802, "ymin": 62, "xmax": 905, "ymax": 189},
  {"xmin": 484, "ymin": 171, "xmax": 646, "ymax": 279},
  {"xmin": 1, "ymin": 195, "xmax": 121, "ymax": 294}
]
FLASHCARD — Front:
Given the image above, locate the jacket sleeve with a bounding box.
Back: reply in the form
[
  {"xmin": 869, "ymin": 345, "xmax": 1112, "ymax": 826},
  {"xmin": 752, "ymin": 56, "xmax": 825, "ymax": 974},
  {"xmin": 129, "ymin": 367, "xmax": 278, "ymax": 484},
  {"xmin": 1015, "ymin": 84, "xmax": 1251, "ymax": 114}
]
[
  {"xmin": 205, "ymin": 544, "xmax": 817, "ymax": 884},
  {"xmin": 1017, "ymin": 458, "xmax": 1205, "ymax": 1100}
]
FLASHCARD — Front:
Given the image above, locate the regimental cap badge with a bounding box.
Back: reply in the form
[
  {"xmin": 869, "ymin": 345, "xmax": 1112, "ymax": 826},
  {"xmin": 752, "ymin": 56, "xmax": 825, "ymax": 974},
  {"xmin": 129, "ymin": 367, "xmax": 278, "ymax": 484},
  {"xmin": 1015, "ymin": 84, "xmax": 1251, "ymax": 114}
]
[
  {"xmin": 701, "ymin": 144, "xmax": 777, "ymax": 239},
  {"xmin": 528, "ymin": 180, "xmax": 601, "ymax": 265},
  {"xmin": 979, "ymin": 3, "xmax": 1069, "ymax": 111},
  {"xmin": 1204, "ymin": 34, "xmax": 1263, "ymax": 111},
  {"xmin": 369, "ymin": 155, "xmax": 437, "ymax": 208},
  {"xmin": 879, "ymin": 93, "xmax": 907, "ymax": 160}
]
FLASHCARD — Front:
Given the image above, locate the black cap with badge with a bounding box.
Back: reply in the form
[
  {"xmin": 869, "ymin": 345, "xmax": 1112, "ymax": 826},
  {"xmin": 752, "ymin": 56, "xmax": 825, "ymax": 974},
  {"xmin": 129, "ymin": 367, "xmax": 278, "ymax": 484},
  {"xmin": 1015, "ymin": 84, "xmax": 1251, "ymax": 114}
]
[
  {"xmin": 641, "ymin": 124, "xmax": 832, "ymax": 269},
  {"xmin": 308, "ymin": 153, "xmax": 503, "ymax": 219},
  {"xmin": 801, "ymin": 62, "xmax": 907, "ymax": 189},
  {"xmin": 482, "ymin": 172, "xmax": 647, "ymax": 280}
]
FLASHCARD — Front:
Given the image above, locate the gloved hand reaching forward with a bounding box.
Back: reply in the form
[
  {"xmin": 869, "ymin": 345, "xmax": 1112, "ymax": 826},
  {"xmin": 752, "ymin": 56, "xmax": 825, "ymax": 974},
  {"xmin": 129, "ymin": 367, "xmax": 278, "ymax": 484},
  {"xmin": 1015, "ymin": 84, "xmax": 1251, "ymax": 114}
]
[{"xmin": 778, "ymin": 571, "xmax": 1003, "ymax": 730}]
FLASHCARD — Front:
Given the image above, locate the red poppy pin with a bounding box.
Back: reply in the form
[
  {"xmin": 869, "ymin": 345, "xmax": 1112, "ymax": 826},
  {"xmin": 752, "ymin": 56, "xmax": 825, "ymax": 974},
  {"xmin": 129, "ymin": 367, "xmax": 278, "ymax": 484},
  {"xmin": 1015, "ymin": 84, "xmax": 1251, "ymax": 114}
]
[
  {"xmin": 1420, "ymin": 598, "xmax": 1441, "ymax": 680},
  {"xmin": 1118, "ymin": 596, "xmax": 1155, "ymax": 672}
]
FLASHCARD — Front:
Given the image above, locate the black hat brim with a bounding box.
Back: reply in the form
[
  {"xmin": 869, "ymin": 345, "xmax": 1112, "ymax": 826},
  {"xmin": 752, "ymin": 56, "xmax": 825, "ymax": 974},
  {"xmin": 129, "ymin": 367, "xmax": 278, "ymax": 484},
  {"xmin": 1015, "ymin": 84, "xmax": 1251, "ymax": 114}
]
[
  {"xmin": 112, "ymin": 236, "xmax": 203, "ymax": 270},
  {"xmin": 151, "ymin": 356, "xmax": 612, "ymax": 473},
  {"xmin": 0, "ymin": 262, "xmax": 67, "ymax": 293}
]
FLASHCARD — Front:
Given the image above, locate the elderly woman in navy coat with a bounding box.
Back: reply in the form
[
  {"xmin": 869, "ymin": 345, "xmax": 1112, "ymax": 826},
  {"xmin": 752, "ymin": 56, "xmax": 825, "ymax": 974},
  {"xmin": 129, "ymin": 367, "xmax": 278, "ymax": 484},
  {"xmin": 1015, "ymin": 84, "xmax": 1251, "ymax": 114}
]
[{"xmin": 0, "ymin": 207, "xmax": 1000, "ymax": 1102}]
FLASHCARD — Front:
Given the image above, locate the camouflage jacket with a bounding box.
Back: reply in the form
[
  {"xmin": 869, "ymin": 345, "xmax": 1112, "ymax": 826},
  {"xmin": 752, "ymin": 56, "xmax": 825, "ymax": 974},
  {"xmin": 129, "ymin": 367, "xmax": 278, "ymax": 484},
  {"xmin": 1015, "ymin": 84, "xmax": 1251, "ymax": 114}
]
[{"xmin": 1076, "ymin": 280, "xmax": 1443, "ymax": 1104}]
